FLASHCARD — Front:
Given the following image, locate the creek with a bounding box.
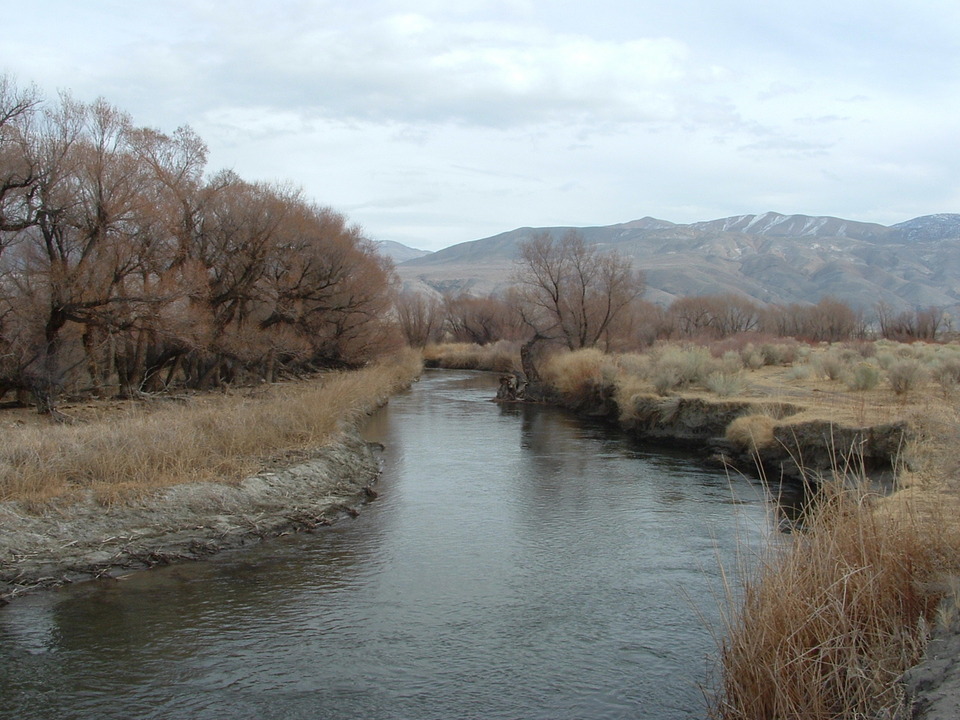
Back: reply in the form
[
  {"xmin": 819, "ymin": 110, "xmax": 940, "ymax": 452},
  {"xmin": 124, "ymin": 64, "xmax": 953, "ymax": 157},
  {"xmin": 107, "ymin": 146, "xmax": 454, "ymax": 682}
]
[{"xmin": 0, "ymin": 370, "xmax": 781, "ymax": 719}]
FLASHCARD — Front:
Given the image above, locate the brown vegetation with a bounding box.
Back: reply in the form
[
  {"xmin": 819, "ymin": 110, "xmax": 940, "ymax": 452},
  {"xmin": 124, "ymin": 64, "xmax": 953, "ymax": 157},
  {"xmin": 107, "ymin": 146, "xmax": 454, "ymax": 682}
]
[
  {"xmin": 0, "ymin": 350, "xmax": 422, "ymax": 505},
  {"xmin": 712, "ymin": 479, "xmax": 959, "ymax": 719},
  {"xmin": 0, "ymin": 77, "xmax": 400, "ymax": 414}
]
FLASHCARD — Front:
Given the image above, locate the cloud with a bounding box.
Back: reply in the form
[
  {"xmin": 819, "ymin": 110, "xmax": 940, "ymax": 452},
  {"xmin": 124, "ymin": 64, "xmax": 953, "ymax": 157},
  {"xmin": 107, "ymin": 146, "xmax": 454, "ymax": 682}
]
[{"xmin": 97, "ymin": 5, "xmax": 712, "ymax": 129}]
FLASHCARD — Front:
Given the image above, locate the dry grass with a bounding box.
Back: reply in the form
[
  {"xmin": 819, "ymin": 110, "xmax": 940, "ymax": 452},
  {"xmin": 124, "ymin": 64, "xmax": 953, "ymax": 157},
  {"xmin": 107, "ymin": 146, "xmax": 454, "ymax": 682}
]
[
  {"xmin": 540, "ymin": 348, "xmax": 612, "ymax": 397},
  {"xmin": 422, "ymin": 341, "xmax": 519, "ymax": 372},
  {"xmin": 0, "ymin": 350, "xmax": 423, "ymax": 505},
  {"xmin": 712, "ymin": 479, "xmax": 960, "ymax": 719},
  {"xmin": 725, "ymin": 414, "xmax": 777, "ymax": 453}
]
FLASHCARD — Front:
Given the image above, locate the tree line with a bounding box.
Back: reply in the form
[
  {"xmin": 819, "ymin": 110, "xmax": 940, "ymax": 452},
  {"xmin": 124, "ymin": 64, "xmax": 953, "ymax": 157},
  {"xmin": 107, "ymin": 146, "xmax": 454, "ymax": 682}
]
[
  {"xmin": 0, "ymin": 77, "xmax": 398, "ymax": 411},
  {"xmin": 2, "ymin": 76, "xmax": 948, "ymax": 411},
  {"xmin": 397, "ymin": 229, "xmax": 950, "ymax": 373}
]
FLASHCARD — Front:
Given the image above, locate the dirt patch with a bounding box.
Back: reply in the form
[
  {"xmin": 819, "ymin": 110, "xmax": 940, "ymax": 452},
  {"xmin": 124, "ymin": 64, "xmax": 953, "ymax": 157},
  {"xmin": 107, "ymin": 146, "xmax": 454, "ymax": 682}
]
[{"xmin": 0, "ymin": 428, "xmax": 382, "ymax": 602}]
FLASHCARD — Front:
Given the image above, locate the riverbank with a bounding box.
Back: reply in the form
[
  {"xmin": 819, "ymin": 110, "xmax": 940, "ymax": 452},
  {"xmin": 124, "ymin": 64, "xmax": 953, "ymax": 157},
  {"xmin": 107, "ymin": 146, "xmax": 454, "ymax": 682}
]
[
  {"xmin": 0, "ymin": 429, "xmax": 382, "ymax": 601},
  {"xmin": 0, "ymin": 353, "xmax": 423, "ymax": 602},
  {"xmin": 430, "ymin": 340, "xmax": 960, "ymax": 718}
]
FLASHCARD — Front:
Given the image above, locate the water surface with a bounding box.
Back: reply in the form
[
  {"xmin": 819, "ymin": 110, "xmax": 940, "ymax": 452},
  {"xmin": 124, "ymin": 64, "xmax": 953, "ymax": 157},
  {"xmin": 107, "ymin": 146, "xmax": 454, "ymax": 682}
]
[{"xmin": 0, "ymin": 370, "xmax": 773, "ymax": 719}]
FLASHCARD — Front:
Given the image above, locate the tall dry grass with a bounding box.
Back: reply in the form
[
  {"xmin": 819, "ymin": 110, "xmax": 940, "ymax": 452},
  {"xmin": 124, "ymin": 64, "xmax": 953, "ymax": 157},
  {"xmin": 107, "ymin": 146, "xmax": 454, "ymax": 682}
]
[
  {"xmin": 0, "ymin": 350, "xmax": 423, "ymax": 505},
  {"xmin": 712, "ymin": 478, "xmax": 960, "ymax": 719},
  {"xmin": 422, "ymin": 341, "xmax": 519, "ymax": 372}
]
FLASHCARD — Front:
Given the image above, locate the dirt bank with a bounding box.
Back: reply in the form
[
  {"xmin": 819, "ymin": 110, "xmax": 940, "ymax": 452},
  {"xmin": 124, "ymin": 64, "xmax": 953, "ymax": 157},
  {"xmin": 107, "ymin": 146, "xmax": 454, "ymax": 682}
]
[
  {"xmin": 533, "ymin": 381, "xmax": 912, "ymax": 485},
  {"xmin": 0, "ymin": 428, "xmax": 382, "ymax": 603}
]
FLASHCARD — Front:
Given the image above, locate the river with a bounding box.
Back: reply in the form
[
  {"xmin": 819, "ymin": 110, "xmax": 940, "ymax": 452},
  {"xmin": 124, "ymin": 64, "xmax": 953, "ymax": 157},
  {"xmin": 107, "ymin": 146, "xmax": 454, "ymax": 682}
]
[{"xmin": 0, "ymin": 370, "xmax": 777, "ymax": 719}]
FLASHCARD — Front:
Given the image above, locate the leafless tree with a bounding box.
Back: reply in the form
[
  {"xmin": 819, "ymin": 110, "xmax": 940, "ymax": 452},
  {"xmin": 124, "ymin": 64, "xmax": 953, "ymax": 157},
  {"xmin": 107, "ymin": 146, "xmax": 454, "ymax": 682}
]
[{"xmin": 512, "ymin": 230, "xmax": 644, "ymax": 378}]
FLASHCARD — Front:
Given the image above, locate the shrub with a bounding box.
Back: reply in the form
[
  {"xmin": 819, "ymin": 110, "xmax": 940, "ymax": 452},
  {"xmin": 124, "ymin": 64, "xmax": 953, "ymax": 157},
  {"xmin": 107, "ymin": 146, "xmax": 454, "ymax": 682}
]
[
  {"xmin": 846, "ymin": 362, "xmax": 880, "ymax": 392},
  {"xmin": 887, "ymin": 359, "xmax": 927, "ymax": 396},
  {"xmin": 817, "ymin": 351, "xmax": 845, "ymax": 381},
  {"xmin": 759, "ymin": 340, "xmax": 798, "ymax": 366},
  {"xmin": 932, "ymin": 357, "xmax": 960, "ymax": 394},
  {"xmin": 651, "ymin": 365, "xmax": 683, "ymax": 396},
  {"xmin": 705, "ymin": 371, "xmax": 748, "ymax": 398},
  {"xmin": 743, "ymin": 351, "xmax": 766, "ymax": 370},
  {"xmin": 720, "ymin": 351, "xmax": 744, "ymax": 373},
  {"xmin": 651, "ymin": 345, "xmax": 716, "ymax": 390}
]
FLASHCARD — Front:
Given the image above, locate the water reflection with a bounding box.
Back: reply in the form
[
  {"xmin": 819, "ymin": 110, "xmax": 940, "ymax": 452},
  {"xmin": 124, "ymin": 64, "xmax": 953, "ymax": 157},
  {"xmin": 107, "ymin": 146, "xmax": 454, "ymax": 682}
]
[{"xmin": 0, "ymin": 370, "xmax": 775, "ymax": 720}]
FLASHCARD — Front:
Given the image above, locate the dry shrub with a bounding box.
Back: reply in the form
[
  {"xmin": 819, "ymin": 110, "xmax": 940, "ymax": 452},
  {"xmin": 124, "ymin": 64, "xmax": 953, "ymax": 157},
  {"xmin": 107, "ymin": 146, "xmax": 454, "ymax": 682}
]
[
  {"xmin": 650, "ymin": 345, "xmax": 717, "ymax": 393},
  {"xmin": 932, "ymin": 357, "xmax": 960, "ymax": 395},
  {"xmin": 712, "ymin": 483, "xmax": 957, "ymax": 719},
  {"xmin": 725, "ymin": 414, "xmax": 776, "ymax": 453},
  {"xmin": 706, "ymin": 371, "xmax": 748, "ymax": 398},
  {"xmin": 759, "ymin": 340, "xmax": 799, "ymax": 366},
  {"xmin": 0, "ymin": 351, "xmax": 423, "ymax": 504},
  {"xmin": 846, "ymin": 361, "xmax": 880, "ymax": 392},
  {"xmin": 888, "ymin": 359, "xmax": 928, "ymax": 396},
  {"xmin": 817, "ymin": 351, "xmax": 846, "ymax": 381}
]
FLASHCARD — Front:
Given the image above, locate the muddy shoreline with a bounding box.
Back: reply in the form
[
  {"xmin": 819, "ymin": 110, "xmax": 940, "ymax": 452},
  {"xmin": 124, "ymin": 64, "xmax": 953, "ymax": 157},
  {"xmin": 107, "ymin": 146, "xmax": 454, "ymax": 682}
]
[{"xmin": 0, "ymin": 428, "xmax": 383, "ymax": 603}]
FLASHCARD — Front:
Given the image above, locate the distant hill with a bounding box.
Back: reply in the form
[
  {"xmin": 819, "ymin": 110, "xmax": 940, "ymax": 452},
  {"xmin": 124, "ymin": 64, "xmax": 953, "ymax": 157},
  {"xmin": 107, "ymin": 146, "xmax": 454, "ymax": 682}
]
[
  {"xmin": 395, "ymin": 212, "xmax": 960, "ymax": 315},
  {"xmin": 374, "ymin": 239, "xmax": 431, "ymax": 263}
]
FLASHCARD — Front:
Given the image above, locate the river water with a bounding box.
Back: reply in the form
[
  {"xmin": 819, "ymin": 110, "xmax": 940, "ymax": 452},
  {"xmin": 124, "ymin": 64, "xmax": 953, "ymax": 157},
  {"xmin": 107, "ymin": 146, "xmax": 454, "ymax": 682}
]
[{"xmin": 0, "ymin": 371, "xmax": 777, "ymax": 719}]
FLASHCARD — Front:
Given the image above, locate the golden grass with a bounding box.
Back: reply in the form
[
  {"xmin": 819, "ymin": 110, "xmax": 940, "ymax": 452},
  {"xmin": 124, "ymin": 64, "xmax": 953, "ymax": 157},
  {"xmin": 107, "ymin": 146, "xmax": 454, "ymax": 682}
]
[
  {"xmin": 725, "ymin": 414, "xmax": 777, "ymax": 453},
  {"xmin": 0, "ymin": 350, "xmax": 423, "ymax": 505},
  {"xmin": 422, "ymin": 341, "xmax": 519, "ymax": 372},
  {"xmin": 712, "ymin": 480, "xmax": 960, "ymax": 719}
]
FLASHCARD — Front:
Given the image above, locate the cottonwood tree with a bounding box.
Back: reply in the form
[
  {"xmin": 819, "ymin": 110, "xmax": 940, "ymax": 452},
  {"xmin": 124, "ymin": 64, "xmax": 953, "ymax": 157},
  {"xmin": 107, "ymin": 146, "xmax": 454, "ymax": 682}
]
[
  {"xmin": 668, "ymin": 293, "xmax": 762, "ymax": 338},
  {"xmin": 512, "ymin": 230, "xmax": 645, "ymax": 378},
  {"xmin": 765, "ymin": 297, "xmax": 862, "ymax": 342}
]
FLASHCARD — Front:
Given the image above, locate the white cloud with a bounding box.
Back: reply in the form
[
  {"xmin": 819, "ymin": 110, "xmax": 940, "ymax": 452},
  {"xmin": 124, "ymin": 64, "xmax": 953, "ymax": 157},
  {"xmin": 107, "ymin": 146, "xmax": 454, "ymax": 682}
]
[{"xmin": 1, "ymin": 0, "xmax": 959, "ymax": 250}]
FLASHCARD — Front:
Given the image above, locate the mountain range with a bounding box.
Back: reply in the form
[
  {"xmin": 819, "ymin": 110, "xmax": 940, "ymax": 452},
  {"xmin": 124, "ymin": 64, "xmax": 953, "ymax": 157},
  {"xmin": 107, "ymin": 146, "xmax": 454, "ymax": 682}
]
[{"xmin": 386, "ymin": 212, "xmax": 960, "ymax": 316}]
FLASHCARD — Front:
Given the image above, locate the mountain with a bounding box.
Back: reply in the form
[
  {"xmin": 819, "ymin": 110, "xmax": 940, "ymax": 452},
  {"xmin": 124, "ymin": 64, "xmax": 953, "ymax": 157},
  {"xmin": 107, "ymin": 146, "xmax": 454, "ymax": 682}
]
[
  {"xmin": 374, "ymin": 239, "xmax": 432, "ymax": 263},
  {"xmin": 395, "ymin": 212, "xmax": 960, "ymax": 314}
]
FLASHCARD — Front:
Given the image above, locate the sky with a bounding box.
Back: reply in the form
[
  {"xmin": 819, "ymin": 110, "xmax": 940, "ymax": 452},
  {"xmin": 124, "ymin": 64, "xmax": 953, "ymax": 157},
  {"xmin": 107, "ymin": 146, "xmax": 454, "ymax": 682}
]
[{"xmin": 3, "ymin": 1, "xmax": 960, "ymax": 251}]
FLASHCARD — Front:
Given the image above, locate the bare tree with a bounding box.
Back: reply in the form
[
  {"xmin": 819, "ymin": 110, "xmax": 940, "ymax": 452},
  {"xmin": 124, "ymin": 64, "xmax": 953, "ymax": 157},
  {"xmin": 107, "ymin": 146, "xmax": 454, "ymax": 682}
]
[
  {"xmin": 512, "ymin": 230, "xmax": 644, "ymax": 378},
  {"xmin": 396, "ymin": 290, "xmax": 444, "ymax": 347},
  {"xmin": 444, "ymin": 293, "xmax": 516, "ymax": 345}
]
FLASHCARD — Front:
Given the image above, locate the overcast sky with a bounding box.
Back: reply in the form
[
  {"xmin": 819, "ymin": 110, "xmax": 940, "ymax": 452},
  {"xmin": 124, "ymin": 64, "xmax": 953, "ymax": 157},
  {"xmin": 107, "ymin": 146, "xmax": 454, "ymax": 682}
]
[{"xmin": 3, "ymin": 1, "xmax": 959, "ymax": 250}]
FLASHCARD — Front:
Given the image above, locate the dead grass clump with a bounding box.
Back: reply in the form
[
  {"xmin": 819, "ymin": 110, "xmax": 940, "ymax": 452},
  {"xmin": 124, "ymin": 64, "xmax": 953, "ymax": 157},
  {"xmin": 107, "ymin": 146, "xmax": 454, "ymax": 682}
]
[
  {"xmin": 725, "ymin": 414, "xmax": 776, "ymax": 453},
  {"xmin": 712, "ymin": 483, "xmax": 958, "ymax": 719},
  {"xmin": 0, "ymin": 351, "xmax": 423, "ymax": 504},
  {"xmin": 541, "ymin": 348, "xmax": 611, "ymax": 398}
]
